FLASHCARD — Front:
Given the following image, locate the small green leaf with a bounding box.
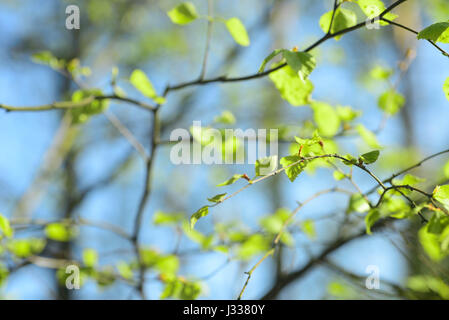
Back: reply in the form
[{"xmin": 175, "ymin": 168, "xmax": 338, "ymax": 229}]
[
  {"xmin": 32, "ymin": 51, "xmax": 65, "ymax": 70},
  {"xmin": 153, "ymin": 211, "xmax": 184, "ymax": 225},
  {"xmin": 300, "ymin": 220, "xmax": 316, "ymax": 239},
  {"xmin": 370, "ymin": 65, "xmax": 394, "ymax": 80},
  {"xmin": 280, "ymin": 155, "xmax": 307, "ymax": 182},
  {"xmin": 117, "ymin": 262, "xmax": 133, "ymax": 280},
  {"xmin": 356, "ymin": 124, "xmax": 381, "ymax": 149},
  {"xmin": 216, "ymin": 174, "xmax": 245, "ymax": 187},
  {"xmin": 155, "ymin": 255, "xmax": 179, "ymax": 275},
  {"xmin": 444, "ymin": 160, "xmax": 449, "ymax": 178},
  {"xmin": 378, "ymin": 89, "xmax": 405, "ymax": 115},
  {"xmin": 407, "ymin": 275, "xmax": 449, "ymax": 299},
  {"xmin": 82, "ymin": 248, "xmax": 99, "ymax": 268},
  {"xmin": 214, "ymin": 111, "xmax": 236, "ymax": 125},
  {"xmin": 433, "ymin": 185, "xmax": 449, "ymax": 209},
  {"xmin": 427, "ymin": 212, "xmax": 449, "ymax": 235},
  {"xmin": 130, "ymin": 69, "xmax": 165, "ymax": 104},
  {"xmin": 167, "ymin": 2, "xmax": 198, "ymax": 25},
  {"xmin": 70, "ymin": 89, "xmax": 109, "ymax": 124},
  {"xmin": 0, "ymin": 214, "xmax": 13, "ymax": 238},
  {"xmin": 336, "ymin": 105, "xmax": 360, "ymax": 122},
  {"xmin": 342, "ymin": 154, "xmax": 358, "ymax": 166},
  {"xmin": 418, "ymin": 22, "xmax": 449, "ymax": 43},
  {"xmin": 333, "ymin": 170, "xmax": 346, "ymax": 181},
  {"xmin": 225, "ymin": 18, "xmax": 250, "ymax": 47},
  {"xmin": 207, "ymin": 193, "xmax": 227, "ymax": 203},
  {"xmin": 190, "ymin": 206, "xmax": 209, "ymax": 229},
  {"xmin": 444, "ymin": 77, "xmax": 449, "ymax": 102},
  {"xmin": 269, "ymin": 62, "xmax": 314, "ymax": 106},
  {"xmin": 358, "ymin": 0, "xmax": 398, "ymax": 25},
  {"xmin": 7, "ymin": 238, "xmax": 46, "ymax": 258},
  {"xmin": 311, "ymin": 101, "xmax": 341, "ymax": 137},
  {"xmin": 419, "ymin": 224, "xmax": 447, "ymax": 261},
  {"xmin": 182, "ymin": 221, "xmax": 214, "ymax": 249},
  {"xmin": 281, "ymin": 51, "xmax": 316, "ymax": 82},
  {"xmin": 360, "ymin": 150, "xmax": 380, "ymax": 164},
  {"xmin": 319, "ymin": 8, "xmax": 357, "ymax": 39},
  {"xmin": 347, "ymin": 194, "xmax": 370, "ymax": 213},
  {"xmin": 45, "ymin": 223, "xmax": 73, "ymax": 242},
  {"xmin": 393, "ymin": 174, "xmax": 425, "ymax": 187},
  {"xmin": 365, "ymin": 209, "xmax": 381, "ymax": 235},
  {"xmin": 237, "ymin": 234, "xmax": 270, "ymax": 260},
  {"xmin": 258, "ymin": 49, "xmax": 283, "ymax": 73}
]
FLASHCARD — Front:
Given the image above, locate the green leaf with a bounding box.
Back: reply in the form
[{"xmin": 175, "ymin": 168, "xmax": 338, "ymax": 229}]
[
  {"xmin": 258, "ymin": 49, "xmax": 283, "ymax": 73},
  {"xmin": 207, "ymin": 193, "xmax": 227, "ymax": 203},
  {"xmin": 433, "ymin": 185, "xmax": 449, "ymax": 209},
  {"xmin": 282, "ymin": 51, "xmax": 316, "ymax": 82},
  {"xmin": 129, "ymin": 69, "xmax": 165, "ymax": 104},
  {"xmin": 419, "ymin": 224, "xmax": 447, "ymax": 261},
  {"xmin": 0, "ymin": 214, "xmax": 13, "ymax": 238},
  {"xmin": 356, "ymin": 124, "xmax": 381, "ymax": 149},
  {"xmin": 214, "ymin": 111, "xmax": 236, "ymax": 125},
  {"xmin": 280, "ymin": 155, "xmax": 307, "ymax": 182},
  {"xmin": 427, "ymin": 212, "xmax": 449, "ymax": 235},
  {"xmin": 259, "ymin": 208, "xmax": 290, "ymax": 237},
  {"xmin": 167, "ymin": 2, "xmax": 198, "ymax": 25},
  {"xmin": 370, "ymin": 65, "xmax": 393, "ymax": 80},
  {"xmin": 319, "ymin": 8, "xmax": 357, "ymax": 39},
  {"xmin": 444, "ymin": 77, "xmax": 449, "ymax": 102},
  {"xmin": 32, "ymin": 51, "xmax": 65, "ymax": 70},
  {"xmin": 7, "ymin": 238, "xmax": 46, "ymax": 258},
  {"xmin": 190, "ymin": 206, "xmax": 210, "ymax": 229},
  {"xmin": 255, "ymin": 156, "xmax": 278, "ymax": 176},
  {"xmin": 333, "ymin": 170, "xmax": 346, "ymax": 181},
  {"xmin": 0, "ymin": 263, "xmax": 8, "ymax": 287},
  {"xmin": 70, "ymin": 89, "xmax": 109, "ymax": 124},
  {"xmin": 269, "ymin": 62, "xmax": 314, "ymax": 106},
  {"xmin": 216, "ymin": 174, "xmax": 245, "ymax": 187},
  {"xmin": 237, "ymin": 234, "xmax": 270, "ymax": 260},
  {"xmin": 407, "ymin": 275, "xmax": 449, "ymax": 300},
  {"xmin": 45, "ymin": 223, "xmax": 73, "ymax": 242},
  {"xmin": 391, "ymin": 174, "xmax": 425, "ymax": 196},
  {"xmin": 444, "ymin": 160, "xmax": 449, "ymax": 178},
  {"xmin": 82, "ymin": 249, "xmax": 99, "ymax": 268},
  {"xmin": 311, "ymin": 101, "xmax": 341, "ymax": 137},
  {"xmin": 360, "ymin": 150, "xmax": 380, "ymax": 164},
  {"xmin": 155, "ymin": 255, "xmax": 179, "ymax": 275},
  {"xmin": 365, "ymin": 209, "xmax": 381, "ymax": 235},
  {"xmin": 378, "ymin": 89, "xmax": 405, "ymax": 115},
  {"xmin": 357, "ymin": 0, "xmax": 398, "ymax": 25},
  {"xmin": 342, "ymin": 154, "xmax": 358, "ymax": 166},
  {"xmin": 225, "ymin": 18, "xmax": 250, "ymax": 47},
  {"xmin": 182, "ymin": 221, "xmax": 214, "ymax": 249},
  {"xmin": 347, "ymin": 193, "xmax": 370, "ymax": 213},
  {"xmin": 153, "ymin": 211, "xmax": 184, "ymax": 225},
  {"xmin": 417, "ymin": 22, "xmax": 449, "ymax": 43},
  {"xmin": 336, "ymin": 105, "xmax": 360, "ymax": 122},
  {"xmin": 300, "ymin": 220, "xmax": 316, "ymax": 239},
  {"xmin": 117, "ymin": 262, "xmax": 133, "ymax": 280}
]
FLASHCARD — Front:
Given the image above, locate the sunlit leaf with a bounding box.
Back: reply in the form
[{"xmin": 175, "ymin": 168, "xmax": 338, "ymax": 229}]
[
  {"xmin": 418, "ymin": 22, "xmax": 449, "ymax": 43},
  {"xmin": 167, "ymin": 2, "xmax": 198, "ymax": 25},
  {"xmin": 190, "ymin": 206, "xmax": 210, "ymax": 229},
  {"xmin": 225, "ymin": 18, "xmax": 250, "ymax": 46}
]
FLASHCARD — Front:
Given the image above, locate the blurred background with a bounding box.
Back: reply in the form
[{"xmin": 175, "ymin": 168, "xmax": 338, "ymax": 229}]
[{"xmin": 0, "ymin": 0, "xmax": 448, "ymax": 299}]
